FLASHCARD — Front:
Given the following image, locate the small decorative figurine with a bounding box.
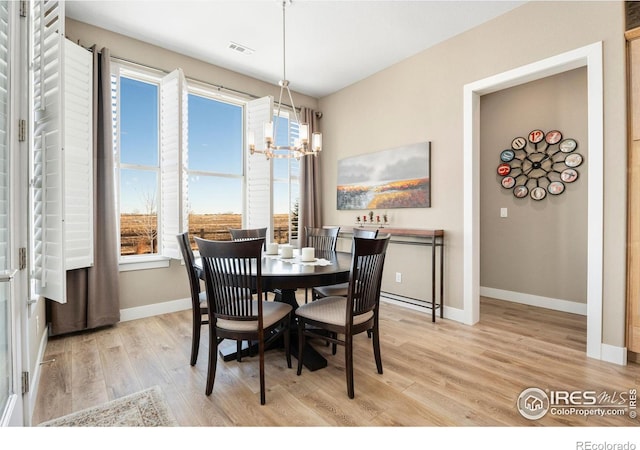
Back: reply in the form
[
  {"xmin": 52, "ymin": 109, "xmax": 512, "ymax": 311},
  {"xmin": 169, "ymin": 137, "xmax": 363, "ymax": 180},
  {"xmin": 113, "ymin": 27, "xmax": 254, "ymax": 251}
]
[{"xmin": 369, "ymin": 211, "xmax": 374, "ymax": 223}]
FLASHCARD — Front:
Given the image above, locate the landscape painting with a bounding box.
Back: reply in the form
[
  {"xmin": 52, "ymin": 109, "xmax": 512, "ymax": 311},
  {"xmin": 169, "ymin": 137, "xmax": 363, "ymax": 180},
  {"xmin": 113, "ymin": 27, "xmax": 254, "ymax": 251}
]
[{"xmin": 337, "ymin": 142, "xmax": 431, "ymax": 210}]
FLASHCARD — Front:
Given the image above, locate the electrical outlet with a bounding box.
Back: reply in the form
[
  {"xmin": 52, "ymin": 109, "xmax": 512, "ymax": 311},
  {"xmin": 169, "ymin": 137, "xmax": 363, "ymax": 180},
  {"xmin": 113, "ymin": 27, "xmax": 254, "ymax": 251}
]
[{"xmin": 395, "ymin": 272, "xmax": 402, "ymax": 283}]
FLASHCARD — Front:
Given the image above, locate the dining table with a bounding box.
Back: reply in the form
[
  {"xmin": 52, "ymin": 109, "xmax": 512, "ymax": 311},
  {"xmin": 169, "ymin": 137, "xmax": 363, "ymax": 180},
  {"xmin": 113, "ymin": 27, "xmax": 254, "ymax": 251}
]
[{"xmin": 196, "ymin": 248, "xmax": 353, "ymax": 371}]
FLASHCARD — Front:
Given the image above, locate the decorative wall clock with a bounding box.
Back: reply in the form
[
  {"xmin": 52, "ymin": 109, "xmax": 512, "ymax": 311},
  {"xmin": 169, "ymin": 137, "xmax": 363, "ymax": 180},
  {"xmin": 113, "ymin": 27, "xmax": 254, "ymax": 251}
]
[{"xmin": 496, "ymin": 129, "xmax": 583, "ymax": 201}]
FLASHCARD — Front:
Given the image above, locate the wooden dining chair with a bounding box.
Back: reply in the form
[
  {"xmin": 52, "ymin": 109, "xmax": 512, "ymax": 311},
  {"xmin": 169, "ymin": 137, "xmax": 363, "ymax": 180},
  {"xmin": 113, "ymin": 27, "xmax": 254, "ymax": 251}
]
[
  {"xmin": 229, "ymin": 227, "xmax": 267, "ymax": 244},
  {"xmin": 176, "ymin": 232, "xmax": 208, "ymax": 366},
  {"xmin": 230, "ymin": 227, "xmax": 269, "ymax": 299},
  {"xmin": 195, "ymin": 236, "xmax": 292, "ymax": 404},
  {"xmin": 312, "ymin": 227, "xmax": 379, "ymax": 301},
  {"xmin": 295, "ymin": 234, "xmax": 390, "ymax": 399},
  {"xmin": 303, "ymin": 226, "xmax": 340, "ymax": 303},
  {"xmin": 304, "ymin": 226, "xmax": 340, "ymax": 253}
]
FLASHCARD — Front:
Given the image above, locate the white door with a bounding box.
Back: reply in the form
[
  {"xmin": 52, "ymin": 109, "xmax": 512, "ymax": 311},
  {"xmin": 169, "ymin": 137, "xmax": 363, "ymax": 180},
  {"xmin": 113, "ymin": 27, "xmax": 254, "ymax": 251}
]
[{"xmin": 0, "ymin": 0, "xmax": 25, "ymax": 427}]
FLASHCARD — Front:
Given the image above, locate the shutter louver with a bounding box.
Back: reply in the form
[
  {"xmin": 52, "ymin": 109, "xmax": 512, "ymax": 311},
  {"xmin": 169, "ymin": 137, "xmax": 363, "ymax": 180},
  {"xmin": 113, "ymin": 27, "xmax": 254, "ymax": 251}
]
[
  {"xmin": 246, "ymin": 96, "xmax": 273, "ymax": 235},
  {"xmin": 160, "ymin": 68, "xmax": 188, "ymax": 259}
]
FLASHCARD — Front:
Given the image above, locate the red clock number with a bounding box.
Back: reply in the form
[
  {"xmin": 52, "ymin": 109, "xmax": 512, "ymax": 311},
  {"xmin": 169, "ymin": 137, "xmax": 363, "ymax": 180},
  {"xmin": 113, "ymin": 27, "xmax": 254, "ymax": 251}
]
[
  {"xmin": 497, "ymin": 163, "xmax": 511, "ymax": 176},
  {"xmin": 528, "ymin": 129, "xmax": 544, "ymax": 144}
]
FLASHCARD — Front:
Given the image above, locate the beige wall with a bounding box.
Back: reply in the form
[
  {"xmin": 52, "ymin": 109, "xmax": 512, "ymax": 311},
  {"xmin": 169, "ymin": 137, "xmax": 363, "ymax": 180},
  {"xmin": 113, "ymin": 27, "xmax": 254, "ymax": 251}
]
[
  {"xmin": 480, "ymin": 67, "xmax": 588, "ymax": 303},
  {"xmin": 318, "ymin": 1, "xmax": 626, "ymax": 346}
]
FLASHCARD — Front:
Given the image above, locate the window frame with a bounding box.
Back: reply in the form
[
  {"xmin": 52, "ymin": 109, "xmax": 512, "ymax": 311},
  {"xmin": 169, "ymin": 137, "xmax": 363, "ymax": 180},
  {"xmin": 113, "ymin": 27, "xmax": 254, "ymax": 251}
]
[{"xmin": 111, "ymin": 62, "xmax": 168, "ymax": 270}]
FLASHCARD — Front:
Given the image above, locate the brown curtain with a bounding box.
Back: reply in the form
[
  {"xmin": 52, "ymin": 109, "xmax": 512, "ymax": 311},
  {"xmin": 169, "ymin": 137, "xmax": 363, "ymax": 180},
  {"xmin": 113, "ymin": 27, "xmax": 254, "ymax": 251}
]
[
  {"xmin": 298, "ymin": 107, "xmax": 322, "ymax": 247},
  {"xmin": 47, "ymin": 47, "xmax": 120, "ymax": 335}
]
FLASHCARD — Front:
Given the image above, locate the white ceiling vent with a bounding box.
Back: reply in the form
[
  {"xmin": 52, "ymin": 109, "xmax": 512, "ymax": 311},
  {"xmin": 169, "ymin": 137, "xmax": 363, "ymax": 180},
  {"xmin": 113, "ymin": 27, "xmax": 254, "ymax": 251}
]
[{"xmin": 228, "ymin": 41, "xmax": 254, "ymax": 55}]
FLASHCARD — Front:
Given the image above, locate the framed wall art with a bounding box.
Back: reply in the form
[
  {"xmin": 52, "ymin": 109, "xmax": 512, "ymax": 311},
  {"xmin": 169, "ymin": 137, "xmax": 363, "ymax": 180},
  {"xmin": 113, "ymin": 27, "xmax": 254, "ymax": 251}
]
[{"xmin": 337, "ymin": 141, "xmax": 431, "ymax": 210}]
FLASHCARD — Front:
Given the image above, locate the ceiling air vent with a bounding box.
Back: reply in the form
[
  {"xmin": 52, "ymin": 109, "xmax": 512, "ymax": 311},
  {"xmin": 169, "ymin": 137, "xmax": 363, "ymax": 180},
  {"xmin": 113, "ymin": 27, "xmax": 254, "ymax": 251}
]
[{"xmin": 228, "ymin": 42, "xmax": 254, "ymax": 55}]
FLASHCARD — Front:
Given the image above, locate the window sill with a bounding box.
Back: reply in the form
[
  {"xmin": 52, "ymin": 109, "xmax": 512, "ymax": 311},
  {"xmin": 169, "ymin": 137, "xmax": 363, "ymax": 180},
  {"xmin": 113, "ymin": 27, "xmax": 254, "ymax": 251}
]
[{"xmin": 119, "ymin": 255, "xmax": 172, "ymax": 272}]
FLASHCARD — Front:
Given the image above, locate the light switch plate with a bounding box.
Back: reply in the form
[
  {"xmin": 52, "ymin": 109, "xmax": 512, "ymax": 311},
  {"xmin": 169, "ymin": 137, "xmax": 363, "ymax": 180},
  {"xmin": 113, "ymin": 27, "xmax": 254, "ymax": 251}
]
[{"xmin": 500, "ymin": 208, "xmax": 508, "ymax": 218}]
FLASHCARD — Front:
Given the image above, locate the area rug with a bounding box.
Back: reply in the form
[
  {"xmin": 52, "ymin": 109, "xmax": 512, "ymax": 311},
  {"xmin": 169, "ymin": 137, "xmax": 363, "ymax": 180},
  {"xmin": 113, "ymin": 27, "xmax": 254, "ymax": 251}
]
[{"xmin": 38, "ymin": 385, "xmax": 178, "ymax": 427}]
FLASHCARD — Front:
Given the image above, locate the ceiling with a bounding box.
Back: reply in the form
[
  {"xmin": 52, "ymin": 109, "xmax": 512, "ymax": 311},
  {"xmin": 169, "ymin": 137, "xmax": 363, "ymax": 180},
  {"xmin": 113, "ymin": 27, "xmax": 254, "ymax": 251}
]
[{"xmin": 65, "ymin": 0, "xmax": 525, "ymax": 98}]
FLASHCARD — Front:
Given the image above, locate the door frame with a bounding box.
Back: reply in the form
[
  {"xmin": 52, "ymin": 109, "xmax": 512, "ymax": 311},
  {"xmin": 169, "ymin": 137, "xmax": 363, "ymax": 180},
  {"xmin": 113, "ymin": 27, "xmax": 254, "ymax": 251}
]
[
  {"xmin": 1, "ymin": 0, "xmax": 26, "ymax": 427},
  {"xmin": 462, "ymin": 42, "xmax": 604, "ymax": 360}
]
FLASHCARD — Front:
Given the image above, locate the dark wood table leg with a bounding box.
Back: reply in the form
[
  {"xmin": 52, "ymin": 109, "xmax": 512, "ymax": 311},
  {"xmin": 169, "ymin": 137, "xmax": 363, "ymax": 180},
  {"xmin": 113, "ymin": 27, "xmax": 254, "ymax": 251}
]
[{"xmin": 273, "ymin": 288, "xmax": 328, "ymax": 371}]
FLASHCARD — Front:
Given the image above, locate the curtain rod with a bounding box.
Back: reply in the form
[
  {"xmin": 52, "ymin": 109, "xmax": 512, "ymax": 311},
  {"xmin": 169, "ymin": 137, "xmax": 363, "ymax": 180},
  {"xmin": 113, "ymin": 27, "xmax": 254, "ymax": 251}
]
[{"xmin": 87, "ymin": 45, "xmax": 304, "ymax": 112}]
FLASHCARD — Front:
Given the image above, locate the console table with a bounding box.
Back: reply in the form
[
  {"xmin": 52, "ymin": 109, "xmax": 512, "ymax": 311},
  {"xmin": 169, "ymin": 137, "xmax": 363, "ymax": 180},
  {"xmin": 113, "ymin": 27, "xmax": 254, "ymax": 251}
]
[{"xmin": 338, "ymin": 227, "xmax": 444, "ymax": 322}]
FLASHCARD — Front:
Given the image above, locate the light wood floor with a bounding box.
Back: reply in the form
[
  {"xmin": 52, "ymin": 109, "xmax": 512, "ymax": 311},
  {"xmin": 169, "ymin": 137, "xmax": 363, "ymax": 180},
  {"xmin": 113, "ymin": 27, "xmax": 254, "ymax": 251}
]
[{"xmin": 32, "ymin": 296, "xmax": 640, "ymax": 427}]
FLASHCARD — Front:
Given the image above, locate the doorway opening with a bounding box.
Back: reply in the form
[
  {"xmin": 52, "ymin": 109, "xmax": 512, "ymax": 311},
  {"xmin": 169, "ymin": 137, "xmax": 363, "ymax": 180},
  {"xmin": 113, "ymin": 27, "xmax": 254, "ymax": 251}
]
[{"xmin": 463, "ymin": 42, "xmax": 604, "ymax": 360}]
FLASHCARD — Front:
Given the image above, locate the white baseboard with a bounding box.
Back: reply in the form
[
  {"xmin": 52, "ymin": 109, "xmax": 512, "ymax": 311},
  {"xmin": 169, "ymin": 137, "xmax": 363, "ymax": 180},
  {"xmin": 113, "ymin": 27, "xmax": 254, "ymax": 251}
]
[
  {"xmin": 480, "ymin": 286, "xmax": 587, "ymax": 316},
  {"xmin": 119, "ymin": 297, "xmax": 191, "ymax": 322},
  {"xmin": 601, "ymin": 343, "xmax": 627, "ymax": 366}
]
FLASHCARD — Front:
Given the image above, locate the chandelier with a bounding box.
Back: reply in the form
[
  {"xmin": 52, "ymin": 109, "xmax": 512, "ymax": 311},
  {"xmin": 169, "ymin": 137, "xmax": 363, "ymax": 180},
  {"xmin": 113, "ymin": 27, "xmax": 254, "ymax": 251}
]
[{"xmin": 249, "ymin": 0, "xmax": 322, "ymax": 160}]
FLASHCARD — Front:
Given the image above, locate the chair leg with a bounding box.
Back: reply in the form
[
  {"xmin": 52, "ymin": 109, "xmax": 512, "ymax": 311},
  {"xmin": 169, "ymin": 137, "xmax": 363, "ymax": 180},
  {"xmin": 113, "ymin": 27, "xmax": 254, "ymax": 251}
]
[
  {"xmin": 332, "ymin": 333, "xmax": 337, "ymax": 355},
  {"xmin": 296, "ymin": 319, "xmax": 305, "ymax": 375},
  {"xmin": 236, "ymin": 340, "xmax": 242, "ymax": 362},
  {"xmin": 345, "ymin": 334, "xmax": 354, "ymax": 399},
  {"xmin": 284, "ymin": 318, "xmax": 292, "ymax": 369},
  {"xmin": 206, "ymin": 329, "xmax": 219, "ymax": 395},
  {"xmin": 190, "ymin": 315, "xmax": 201, "ymax": 366},
  {"xmin": 372, "ymin": 325, "xmax": 383, "ymax": 374},
  {"xmin": 259, "ymin": 337, "xmax": 266, "ymax": 405}
]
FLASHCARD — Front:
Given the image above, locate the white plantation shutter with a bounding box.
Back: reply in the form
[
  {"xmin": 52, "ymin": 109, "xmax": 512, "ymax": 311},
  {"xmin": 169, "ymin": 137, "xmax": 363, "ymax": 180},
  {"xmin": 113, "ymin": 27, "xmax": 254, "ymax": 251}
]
[
  {"xmin": 246, "ymin": 96, "xmax": 273, "ymax": 236},
  {"xmin": 30, "ymin": 1, "xmax": 93, "ymax": 303},
  {"xmin": 160, "ymin": 68, "xmax": 188, "ymax": 259},
  {"xmin": 31, "ymin": 0, "xmax": 65, "ymax": 302},
  {"xmin": 63, "ymin": 39, "xmax": 93, "ymax": 270}
]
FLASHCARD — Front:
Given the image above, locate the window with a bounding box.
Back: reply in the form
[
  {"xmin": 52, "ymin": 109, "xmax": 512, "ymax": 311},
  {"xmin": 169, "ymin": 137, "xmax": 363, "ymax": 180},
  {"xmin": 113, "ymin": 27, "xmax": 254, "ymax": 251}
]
[
  {"xmin": 112, "ymin": 64, "xmax": 301, "ymax": 264},
  {"xmin": 186, "ymin": 90, "xmax": 244, "ymax": 244},
  {"xmin": 112, "ymin": 69, "xmax": 161, "ymax": 258}
]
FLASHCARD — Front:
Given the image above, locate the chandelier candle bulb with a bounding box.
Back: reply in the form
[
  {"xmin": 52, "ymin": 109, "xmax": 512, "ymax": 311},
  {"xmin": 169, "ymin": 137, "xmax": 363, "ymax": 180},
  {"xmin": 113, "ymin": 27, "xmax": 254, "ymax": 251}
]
[
  {"xmin": 312, "ymin": 132, "xmax": 322, "ymax": 152},
  {"xmin": 301, "ymin": 247, "xmax": 315, "ymax": 262},
  {"xmin": 299, "ymin": 123, "xmax": 309, "ymax": 142},
  {"xmin": 264, "ymin": 122, "xmax": 273, "ymax": 145}
]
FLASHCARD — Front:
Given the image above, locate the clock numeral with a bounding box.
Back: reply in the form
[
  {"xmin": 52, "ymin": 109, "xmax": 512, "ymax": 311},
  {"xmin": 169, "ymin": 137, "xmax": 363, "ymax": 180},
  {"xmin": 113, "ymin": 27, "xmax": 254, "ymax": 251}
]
[{"xmin": 528, "ymin": 129, "xmax": 544, "ymax": 144}]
